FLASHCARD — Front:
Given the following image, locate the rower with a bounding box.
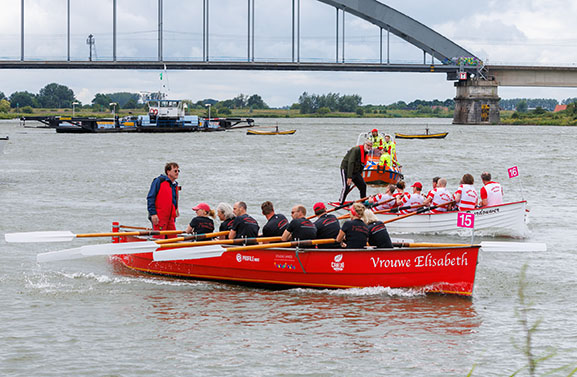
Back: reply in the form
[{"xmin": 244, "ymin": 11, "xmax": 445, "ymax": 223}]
[
  {"xmin": 186, "ymin": 202, "xmax": 215, "ymax": 234},
  {"xmin": 336, "ymin": 203, "xmax": 369, "ymax": 249},
  {"xmin": 399, "ymin": 182, "xmax": 425, "ymax": 214},
  {"xmin": 282, "ymin": 205, "xmax": 317, "ymax": 241},
  {"xmin": 229, "ymin": 201, "xmax": 260, "ymax": 239},
  {"xmin": 423, "ymin": 178, "xmax": 452, "ymax": 213},
  {"xmin": 261, "ymin": 201, "xmax": 288, "ymax": 237},
  {"xmin": 312, "ymin": 202, "xmax": 340, "ymax": 248},
  {"xmin": 479, "ymin": 171, "xmax": 504, "ymax": 207},
  {"xmin": 453, "ymin": 174, "xmax": 479, "ymax": 211}
]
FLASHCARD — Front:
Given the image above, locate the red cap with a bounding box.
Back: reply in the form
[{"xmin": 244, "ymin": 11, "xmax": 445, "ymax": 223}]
[
  {"xmin": 192, "ymin": 202, "xmax": 211, "ymax": 212},
  {"xmin": 371, "ymin": 128, "xmax": 378, "ymax": 133},
  {"xmin": 313, "ymin": 202, "xmax": 326, "ymax": 211},
  {"xmin": 411, "ymin": 182, "xmax": 423, "ymax": 189}
]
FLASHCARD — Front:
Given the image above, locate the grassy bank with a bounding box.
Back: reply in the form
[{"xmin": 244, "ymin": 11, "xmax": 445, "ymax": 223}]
[
  {"xmin": 1, "ymin": 107, "xmax": 453, "ymax": 120},
  {"xmin": 500, "ymin": 110, "xmax": 577, "ymax": 126}
]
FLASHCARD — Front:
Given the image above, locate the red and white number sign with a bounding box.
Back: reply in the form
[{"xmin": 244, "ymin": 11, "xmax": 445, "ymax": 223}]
[
  {"xmin": 457, "ymin": 212, "xmax": 475, "ymax": 229},
  {"xmin": 508, "ymin": 166, "xmax": 519, "ymax": 179}
]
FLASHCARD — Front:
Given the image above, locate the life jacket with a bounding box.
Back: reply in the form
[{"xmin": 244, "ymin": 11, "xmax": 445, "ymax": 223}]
[
  {"xmin": 480, "ymin": 181, "xmax": 503, "ymax": 206},
  {"xmin": 359, "ymin": 145, "xmax": 367, "ymax": 165},
  {"xmin": 454, "ymin": 184, "xmax": 478, "ymax": 210},
  {"xmin": 371, "ymin": 135, "xmax": 384, "ymax": 149},
  {"xmin": 155, "ymin": 178, "xmax": 178, "ymax": 220}
]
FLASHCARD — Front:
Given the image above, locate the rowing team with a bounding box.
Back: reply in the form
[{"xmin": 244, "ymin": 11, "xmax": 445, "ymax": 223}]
[
  {"xmin": 367, "ymin": 171, "xmax": 504, "ymax": 214},
  {"xmin": 181, "ymin": 200, "xmax": 393, "ymax": 250}
]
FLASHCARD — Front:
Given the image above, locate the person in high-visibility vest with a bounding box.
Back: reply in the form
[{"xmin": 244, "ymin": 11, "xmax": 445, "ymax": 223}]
[
  {"xmin": 383, "ymin": 134, "xmax": 396, "ymax": 160},
  {"xmin": 370, "ymin": 129, "xmax": 384, "ymax": 152}
]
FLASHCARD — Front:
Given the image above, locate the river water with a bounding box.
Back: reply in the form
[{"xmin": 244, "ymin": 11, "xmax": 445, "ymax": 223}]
[{"xmin": 0, "ymin": 118, "xmax": 575, "ymax": 376}]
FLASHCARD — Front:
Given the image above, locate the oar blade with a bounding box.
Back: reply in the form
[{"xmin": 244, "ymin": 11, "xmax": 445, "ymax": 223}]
[
  {"xmin": 153, "ymin": 244, "xmax": 227, "ymax": 261},
  {"xmin": 37, "ymin": 246, "xmax": 85, "ymax": 263},
  {"xmin": 80, "ymin": 241, "xmax": 160, "ymax": 256},
  {"xmin": 480, "ymin": 241, "xmax": 547, "ymax": 252},
  {"xmin": 6, "ymin": 231, "xmax": 76, "ymax": 243}
]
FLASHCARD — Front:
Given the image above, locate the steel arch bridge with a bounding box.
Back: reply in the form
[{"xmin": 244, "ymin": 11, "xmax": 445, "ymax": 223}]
[{"xmin": 1, "ymin": 0, "xmax": 483, "ymax": 81}]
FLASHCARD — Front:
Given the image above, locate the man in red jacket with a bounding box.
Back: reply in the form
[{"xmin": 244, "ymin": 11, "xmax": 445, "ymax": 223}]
[{"xmin": 147, "ymin": 162, "xmax": 180, "ymax": 237}]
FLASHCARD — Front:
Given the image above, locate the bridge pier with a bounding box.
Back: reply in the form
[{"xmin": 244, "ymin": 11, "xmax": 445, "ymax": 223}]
[{"xmin": 453, "ymin": 79, "xmax": 500, "ymax": 125}]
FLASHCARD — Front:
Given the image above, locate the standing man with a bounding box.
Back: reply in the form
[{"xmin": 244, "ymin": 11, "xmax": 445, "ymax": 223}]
[
  {"xmin": 147, "ymin": 162, "xmax": 180, "ymax": 236},
  {"xmin": 229, "ymin": 201, "xmax": 260, "ymax": 239},
  {"xmin": 261, "ymin": 201, "xmax": 288, "ymax": 237},
  {"xmin": 282, "ymin": 205, "xmax": 317, "ymax": 241},
  {"xmin": 479, "ymin": 171, "xmax": 504, "ymax": 207},
  {"xmin": 339, "ymin": 139, "xmax": 372, "ymax": 204}
]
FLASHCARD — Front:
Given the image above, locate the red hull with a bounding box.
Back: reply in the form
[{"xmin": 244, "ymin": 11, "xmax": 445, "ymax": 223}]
[{"xmin": 112, "ymin": 237, "xmax": 479, "ymax": 296}]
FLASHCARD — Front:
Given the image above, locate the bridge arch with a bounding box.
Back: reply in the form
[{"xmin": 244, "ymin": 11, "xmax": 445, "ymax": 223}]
[{"xmin": 316, "ymin": 0, "xmax": 477, "ymax": 63}]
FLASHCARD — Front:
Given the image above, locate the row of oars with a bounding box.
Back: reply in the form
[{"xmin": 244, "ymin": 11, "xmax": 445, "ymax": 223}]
[{"xmin": 5, "ymin": 199, "xmax": 546, "ymax": 263}]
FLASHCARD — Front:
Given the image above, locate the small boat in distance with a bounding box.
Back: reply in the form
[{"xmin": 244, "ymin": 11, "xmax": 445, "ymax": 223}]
[
  {"xmin": 0, "ymin": 136, "xmax": 8, "ymax": 154},
  {"xmin": 247, "ymin": 127, "xmax": 296, "ymax": 135},
  {"xmin": 395, "ymin": 126, "xmax": 448, "ymax": 139}
]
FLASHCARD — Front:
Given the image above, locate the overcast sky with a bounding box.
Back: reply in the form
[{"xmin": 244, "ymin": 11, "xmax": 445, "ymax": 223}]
[{"xmin": 1, "ymin": 0, "xmax": 576, "ymax": 106}]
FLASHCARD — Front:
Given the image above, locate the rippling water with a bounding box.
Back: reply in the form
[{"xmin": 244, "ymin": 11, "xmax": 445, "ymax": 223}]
[{"xmin": 1, "ymin": 118, "xmax": 576, "ymax": 376}]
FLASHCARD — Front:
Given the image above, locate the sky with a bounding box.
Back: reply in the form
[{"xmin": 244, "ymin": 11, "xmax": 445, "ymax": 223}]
[{"xmin": 1, "ymin": 0, "xmax": 577, "ymax": 107}]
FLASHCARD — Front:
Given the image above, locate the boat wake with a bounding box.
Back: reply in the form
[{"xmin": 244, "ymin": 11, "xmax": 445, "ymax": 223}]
[{"xmin": 292, "ymin": 286, "xmax": 426, "ymax": 298}]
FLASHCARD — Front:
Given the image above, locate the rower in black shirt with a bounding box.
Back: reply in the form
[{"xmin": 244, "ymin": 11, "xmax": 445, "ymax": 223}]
[
  {"xmin": 362, "ymin": 210, "xmax": 393, "ymax": 248},
  {"xmin": 337, "ymin": 203, "xmax": 369, "ymax": 249},
  {"xmin": 312, "ymin": 202, "xmax": 340, "ymax": 248},
  {"xmin": 229, "ymin": 201, "xmax": 260, "ymax": 239},
  {"xmin": 216, "ymin": 202, "xmax": 235, "ymax": 239},
  {"xmin": 282, "ymin": 205, "xmax": 317, "ymax": 241},
  {"xmin": 186, "ymin": 202, "xmax": 215, "ymax": 234},
  {"xmin": 261, "ymin": 201, "xmax": 289, "ymax": 237}
]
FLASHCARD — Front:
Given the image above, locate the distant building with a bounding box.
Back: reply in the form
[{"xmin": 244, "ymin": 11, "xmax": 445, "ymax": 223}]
[{"xmin": 554, "ymin": 104, "xmax": 567, "ymax": 112}]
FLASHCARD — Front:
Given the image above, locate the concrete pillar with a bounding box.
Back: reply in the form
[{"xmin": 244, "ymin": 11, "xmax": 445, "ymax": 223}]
[{"xmin": 453, "ymin": 79, "xmax": 500, "ymax": 124}]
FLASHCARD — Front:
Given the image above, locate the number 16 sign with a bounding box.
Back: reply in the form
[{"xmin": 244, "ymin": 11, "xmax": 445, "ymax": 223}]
[{"xmin": 457, "ymin": 212, "xmax": 475, "ymax": 229}]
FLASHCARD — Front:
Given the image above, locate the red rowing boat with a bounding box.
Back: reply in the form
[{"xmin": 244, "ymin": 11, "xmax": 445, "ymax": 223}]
[{"xmin": 111, "ymin": 234, "xmax": 480, "ymax": 297}]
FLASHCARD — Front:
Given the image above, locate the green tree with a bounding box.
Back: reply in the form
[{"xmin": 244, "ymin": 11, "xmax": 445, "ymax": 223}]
[
  {"xmin": 516, "ymin": 100, "xmax": 528, "ymax": 113},
  {"xmin": 317, "ymin": 106, "xmax": 330, "ymax": 115},
  {"xmin": 0, "ymin": 91, "xmax": 5, "ymax": 100},
  {"xmin": 9, "ymin": 91, "xmax": 39, "ymax": 108},
  {"xmin": 92, "ymin": 93, "xmax": 112, "ymax": 107},
  {"xmin": 0, "ymin": 99, "xmax": 10, "ymax": 113},
  {"xmin": 38, "ymin": 83, "xmax": 76, "ymax": 108},
  {"xmin": 247, "ymin": 94, "xmax": 268, "ymax": 109},
  {"xmin": 123, "ymin": 99, "xmax": 138, "ymax": 109},
  {"xmin": 108, "ymin": 92, "xmax": 140, "ymax": 107}
]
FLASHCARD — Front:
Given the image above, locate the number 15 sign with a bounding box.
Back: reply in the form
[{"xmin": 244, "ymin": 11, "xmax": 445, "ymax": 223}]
[{"xmin": 457, "ymin": 212, "xmax": 475, "ymax": 229}]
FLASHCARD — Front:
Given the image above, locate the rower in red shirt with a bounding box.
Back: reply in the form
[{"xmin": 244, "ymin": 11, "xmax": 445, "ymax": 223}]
[{"xmin": 479, "ymin": 171, "xmax": 504, "ymax": 207}]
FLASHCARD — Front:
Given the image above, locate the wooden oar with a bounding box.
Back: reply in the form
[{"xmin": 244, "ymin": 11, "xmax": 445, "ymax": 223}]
[
  {"xmin": 154, "ymin": 238, "xmax": 337, "ymax": 262},
  {"xmin": 6, "ymin": 229, "xmax": 185, "ymax": 243},
  {"xmin": 307, "ymin": 197, "xmax": 369, "ymax": 219},
  {"xmin": 337, "ymin": 199, "xmax": 406, "ymax": 220},
  {"xmin": 380, "ymin": 201, "xmax": 455, "ymax": 224},
  {"xmin": 36, "ymin": 235, "xmax": 282, "ymax": 263},
  {"xmin": 154, "ymin": 231, "xmax": 230, "ymax": 244},
  {"xmin": 118, "ymin": 225, "xmax": 152, "ymax": 230},
  {"xmin": 372, "ymin": 203, "xmax": 425, "ymax": 215}
]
